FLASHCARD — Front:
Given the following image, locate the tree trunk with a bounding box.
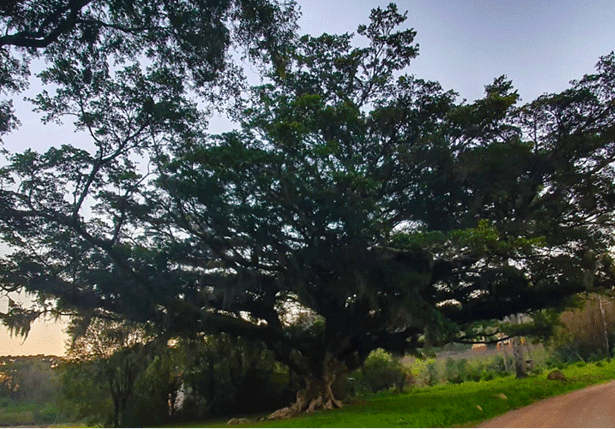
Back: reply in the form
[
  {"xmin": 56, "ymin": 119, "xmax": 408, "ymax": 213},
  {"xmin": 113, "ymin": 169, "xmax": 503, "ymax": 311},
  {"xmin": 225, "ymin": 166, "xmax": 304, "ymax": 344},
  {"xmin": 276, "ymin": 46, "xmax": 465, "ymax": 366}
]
[
  {"xmin": 112, "ymin": 397, "xmax": 120, "ymax": 428},
  {"xmin": 267, "ymin": 374, "xmax": 343, "ymax": 420},
  {"xmin": 599, "ymin": 295, "xmax": 610, "ymax": 361},
  {"xmin": 525, "ymin": 341, "xmax": 533, "ymax": 372},
  {"xmin": 512, "ymin": 335, "xmax": 527, "ymax": 378},
  {"xmin": 267, "ymin": 356, "xmax": 345, "ymax": 420},
  {"xmin": 511, "ymin": 314, "xmax": 527, "ymax": 378},
  {"xmin": 501, "ymin": 341, "xmax": 511, "ymax": 373}
]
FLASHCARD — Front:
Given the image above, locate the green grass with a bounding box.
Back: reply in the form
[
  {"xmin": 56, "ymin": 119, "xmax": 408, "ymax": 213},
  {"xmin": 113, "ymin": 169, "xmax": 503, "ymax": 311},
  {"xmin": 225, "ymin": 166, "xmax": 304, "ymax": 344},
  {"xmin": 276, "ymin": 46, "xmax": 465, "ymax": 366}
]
[
  {"xmin": 0, "ymin": 400, "xmax": 80, "ymax": 427},
  {"xmin": 191, "ymin": 360, "xmax": 615, "ymax": 428},
  {"xmin": 0, "ymin": 401, "xmax": 43, "ymax": 426}
]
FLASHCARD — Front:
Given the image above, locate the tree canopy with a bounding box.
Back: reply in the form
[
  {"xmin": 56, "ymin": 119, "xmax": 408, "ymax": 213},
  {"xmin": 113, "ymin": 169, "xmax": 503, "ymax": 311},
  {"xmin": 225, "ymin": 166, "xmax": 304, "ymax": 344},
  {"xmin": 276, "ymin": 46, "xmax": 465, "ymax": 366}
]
[
  {"xmin": 0, "ymin": 0, "xmax": 298, "ymax": 138},
  {"xmin": 2, "ymin": 3, "xmax": 615, "ymax": 416}
]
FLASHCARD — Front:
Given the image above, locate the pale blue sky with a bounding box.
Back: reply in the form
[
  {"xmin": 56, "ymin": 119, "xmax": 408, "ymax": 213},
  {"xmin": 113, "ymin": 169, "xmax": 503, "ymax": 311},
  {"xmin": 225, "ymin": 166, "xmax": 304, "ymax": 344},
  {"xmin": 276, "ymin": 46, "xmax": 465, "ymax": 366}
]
[
  {"xmin": 2, "ymin": 0, "xmax": 615, "ymax": 355},
  {"xmin": 5, "ymin": 0, "xmax": 615, "ymax": 152},
  {"xmin": 298, "ymin": 0, "xmax": 615, "ymax": 102}
]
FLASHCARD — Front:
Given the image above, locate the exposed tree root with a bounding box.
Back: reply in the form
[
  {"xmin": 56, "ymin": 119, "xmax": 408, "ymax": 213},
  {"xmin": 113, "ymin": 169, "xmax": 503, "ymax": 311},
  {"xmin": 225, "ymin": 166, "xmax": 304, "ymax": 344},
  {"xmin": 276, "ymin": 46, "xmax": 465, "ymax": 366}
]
[{"xmin": 267, "ymin": 377, "xmax": 343, "ymax": 420}]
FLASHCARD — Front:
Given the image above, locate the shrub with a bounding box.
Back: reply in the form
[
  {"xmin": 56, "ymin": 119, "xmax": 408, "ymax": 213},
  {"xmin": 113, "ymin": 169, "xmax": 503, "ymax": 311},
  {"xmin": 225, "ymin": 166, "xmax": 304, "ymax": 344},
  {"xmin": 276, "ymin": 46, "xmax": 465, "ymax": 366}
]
[
  {"xmin": 33, "ymin": 404, "xmax": 59, "ymax": 424},
  {"xmin": 481, "ymin": 370, "xmax": 496, "ymax": 381},
  {"xmin": 425, "ymin": 360, "xmax": 439, "ymax": 386},
  {"xmin": 544, "ymin": 356, "xmax": 566, "ymax": 370},
  {"xmin": 179, "ymin": 335, "xmax": 294, "ymax": 419},
  {"xmin": 56, "ymin": 360, "xmax": 114, "ymax": 426},
  {"xmin": 463, "ymin": 361, "xmax": 483, "ymax": 382},
  {"xmin": 549, "ymin": 295, "xmax": 615, "ymax": 362},
  {"xmin": 443, "ymin": 358, "xmax": 484, "ymax": 384},
  {"xmin": 360, "ymin": 349, "xmax": 410, "ymax": 393},
  {"xmin": 445, "ymin": 358, "xmax": 463, "ymax": 384}
]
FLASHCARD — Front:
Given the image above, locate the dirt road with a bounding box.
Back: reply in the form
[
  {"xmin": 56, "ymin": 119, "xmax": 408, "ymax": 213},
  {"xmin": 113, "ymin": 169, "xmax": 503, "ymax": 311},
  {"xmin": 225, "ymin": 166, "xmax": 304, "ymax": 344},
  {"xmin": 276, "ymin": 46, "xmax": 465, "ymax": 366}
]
[{"xmin": 479, "ymin": 380, "xmax": 615, "ymax": 427}]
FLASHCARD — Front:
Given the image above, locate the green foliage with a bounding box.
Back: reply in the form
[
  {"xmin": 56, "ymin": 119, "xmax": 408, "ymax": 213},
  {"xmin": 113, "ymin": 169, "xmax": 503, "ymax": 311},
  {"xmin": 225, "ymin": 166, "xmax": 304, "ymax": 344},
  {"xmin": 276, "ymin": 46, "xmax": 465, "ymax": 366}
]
[
  {"xmin": 60, "ymin": 318, "xmax": 156, "ymax": 427},
  {"xmin": 57, "ymin": 359, "xmax": 114, "ymax": 426},
  {"xmin": 0, "ymin": 356, "xmax": 59, "ymax": 403},
  {"xmin": 179, "ymin": 335, "xmax": 293, "ymax": 420},
  {"xmin": 57, "ymin": 326, "xmax": 294, "ymax": 425},
  {"xmin": 134, "ymin": 348, "xmax": 184, "ymax": 421},
  {"xmin": 354, "ymin": 349, "xmax": 410, "ymax": 394},
  {"xmin": 0, "ymin": 356, "xmax": 76, "ymax": 426},
  {"xmin": 32, "ymin": 403, "xmax": 59, "ymax": 424},
  {"xmin": 409, "ymin": 352, "xmax": 519, "ymax": 388},
  {"xmin": 444, "ymin": 358, "xmax": 464, "ymax": 384},
  {"xmin": 425, "ymin": 360, "xmax": 439, "ymax": 387},
  {"xmin": 3, "ymin": 1, "xmax": 615, "ymax": 414},
  {"xmin": 0, "ymin": 0, "xmax": 299, "ymax": 141}
]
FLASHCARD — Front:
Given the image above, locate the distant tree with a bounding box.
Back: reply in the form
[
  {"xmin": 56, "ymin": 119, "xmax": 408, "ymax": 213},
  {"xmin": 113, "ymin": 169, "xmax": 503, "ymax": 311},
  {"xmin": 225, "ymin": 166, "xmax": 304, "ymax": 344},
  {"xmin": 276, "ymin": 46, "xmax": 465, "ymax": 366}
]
[
  {"xmin": 0, "ymin": 356, "xmax": 59, "ymax": 403},
  {"xmin": 2, "ymin": 3, "xmax": 615, "ymax": 418},
  {"xmin": 138, "ymin": 347, "xmax": 184, "ymax": 420},
  {"xmin": 65, "ymin": 318, "xmax": 152, "ymax": 427},
  {"xmin": 58, "ymin": 359, "xmax": 113, "ymax": 425},
  {"xmin": 551, "ymin": 294, "xmax": 615, "ymax": 361}
]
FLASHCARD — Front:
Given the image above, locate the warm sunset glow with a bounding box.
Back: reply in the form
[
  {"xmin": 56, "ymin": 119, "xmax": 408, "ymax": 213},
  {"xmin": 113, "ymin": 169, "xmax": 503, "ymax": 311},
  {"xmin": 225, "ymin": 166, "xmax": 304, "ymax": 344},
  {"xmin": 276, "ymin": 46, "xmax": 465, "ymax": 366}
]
[
  {"xmin": 0, "ymin": 294, "xmax": 69, "ymax": 357},
  {"xmin": 0, "ymin": 316, "xmax": 69, "ymax": 357}
]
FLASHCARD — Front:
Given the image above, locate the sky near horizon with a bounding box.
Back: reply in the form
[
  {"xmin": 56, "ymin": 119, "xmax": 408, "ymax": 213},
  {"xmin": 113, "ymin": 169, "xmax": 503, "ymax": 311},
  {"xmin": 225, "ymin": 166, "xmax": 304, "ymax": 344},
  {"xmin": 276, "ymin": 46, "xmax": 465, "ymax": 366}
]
[{"xmin": 2, "ymin": 0, "xmax": 615, "ymax": 356}]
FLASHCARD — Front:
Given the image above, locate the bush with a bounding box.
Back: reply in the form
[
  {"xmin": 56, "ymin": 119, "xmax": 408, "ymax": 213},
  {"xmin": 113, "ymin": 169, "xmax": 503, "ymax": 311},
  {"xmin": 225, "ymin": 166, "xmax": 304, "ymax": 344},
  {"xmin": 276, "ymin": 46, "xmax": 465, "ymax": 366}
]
[
  {"xmin": 444, "ymin": 358, "xmax": 487, "ymax": 384},
  {"xmin": 359, "ymin": 349, "xmax": 410, "ymax": 393},
  {"xmin": 425, "ymin": 360, "xmax": 439, "ymax": 386},
  {"xmin": 488, "ymin": 355, "xmax": 510, "ymax": 375},
  {"xmin": 463, "ymin": 361, "xmax": 483, "ymax": 382},
  {"xmin": 33, "ymin": 404, "xmax": 59, "ymax": 424},
  {"xmin": 59, "ymin": 334, "xmax": 297, "ymax": 426},
  {"xmin": 544, "ymin": 356, "xmax": 563, "ymax": 369},
  {"xmin": 0, "ymin": 356, "xmax": 59, "ymax": 403},
  {"xmin": 445, "ymin": 358, "xmax": 463, "ymax": 384},
  {"xmin": 56, "ymin": 360, "xmax": 114, "ymax": 426},
  {"xmin": 549, "ymin": 295, "xmax": 615, "ymax": 362},
  {"xmin": 481, "ymin": 370, "xmax": 496, "ymax": 381},
  {"xmin": 179, "ymin": 335, "xmax": 295, "ymax": 419}
]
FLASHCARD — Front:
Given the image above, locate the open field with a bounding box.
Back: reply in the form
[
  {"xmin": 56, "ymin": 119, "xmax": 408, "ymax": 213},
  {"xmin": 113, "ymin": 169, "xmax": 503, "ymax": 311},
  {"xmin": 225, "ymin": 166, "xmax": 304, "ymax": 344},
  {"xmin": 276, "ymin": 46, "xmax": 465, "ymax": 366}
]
[{"xmin": 0, "ymin": 400, "xmax": 61, "ymax": 427}]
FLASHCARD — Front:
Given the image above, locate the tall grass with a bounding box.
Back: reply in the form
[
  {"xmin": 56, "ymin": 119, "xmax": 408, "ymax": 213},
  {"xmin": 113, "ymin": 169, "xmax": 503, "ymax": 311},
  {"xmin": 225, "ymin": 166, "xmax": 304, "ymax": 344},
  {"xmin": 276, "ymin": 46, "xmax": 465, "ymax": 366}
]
[{"xmin": 0, "ymin": 399, "xmax": 61, "ymax": 426}]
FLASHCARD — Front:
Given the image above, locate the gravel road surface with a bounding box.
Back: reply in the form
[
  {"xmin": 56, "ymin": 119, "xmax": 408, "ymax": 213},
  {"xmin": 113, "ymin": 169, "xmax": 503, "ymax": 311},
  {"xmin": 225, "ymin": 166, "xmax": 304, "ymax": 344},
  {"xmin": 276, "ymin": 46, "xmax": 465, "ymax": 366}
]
[{"xmin": 478, "ymin": 380, "xmax": 615, "ymax": 427}]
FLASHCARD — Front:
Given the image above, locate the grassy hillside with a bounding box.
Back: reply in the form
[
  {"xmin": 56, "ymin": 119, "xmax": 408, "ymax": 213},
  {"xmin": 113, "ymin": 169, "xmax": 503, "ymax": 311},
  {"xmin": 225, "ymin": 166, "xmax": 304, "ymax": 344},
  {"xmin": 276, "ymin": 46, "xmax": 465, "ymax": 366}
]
[{"xmin": 193, "ymin": 360, "xmax": 615, "ymax": 428}]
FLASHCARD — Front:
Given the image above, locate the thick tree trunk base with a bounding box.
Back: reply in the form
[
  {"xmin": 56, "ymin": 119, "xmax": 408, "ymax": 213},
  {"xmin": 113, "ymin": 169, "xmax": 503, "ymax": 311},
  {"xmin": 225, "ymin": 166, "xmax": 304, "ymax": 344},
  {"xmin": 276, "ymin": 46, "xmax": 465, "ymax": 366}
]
[{"xmin": 267, "ymin": 377, "xmax": 343, "ymax": 420}]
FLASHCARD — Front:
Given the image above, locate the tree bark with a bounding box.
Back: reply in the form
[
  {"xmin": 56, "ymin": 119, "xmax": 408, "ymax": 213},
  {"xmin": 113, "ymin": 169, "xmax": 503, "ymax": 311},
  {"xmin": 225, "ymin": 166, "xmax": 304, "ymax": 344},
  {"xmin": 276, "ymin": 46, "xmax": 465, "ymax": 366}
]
[
  {"xmin": 267, "ymin": 357, "xmax": 345, "ymax": 420},
  {"xmin": 512, "ymin": 335, "xmax": 527, "ymax": 378},
  {"xmin": 501, "ymin": 341, "xmax": 511, "ymax": 373},
  {"xmin": 599, "ymin": 295, "xmax": 610, "ymax": 361},
  {"xmin": 267, "ymin": 374, "xmax": 343, "ymax": 420},
  {"xmin": 511, "ymin": 314, "xmax": 527, "ymax": 378}
]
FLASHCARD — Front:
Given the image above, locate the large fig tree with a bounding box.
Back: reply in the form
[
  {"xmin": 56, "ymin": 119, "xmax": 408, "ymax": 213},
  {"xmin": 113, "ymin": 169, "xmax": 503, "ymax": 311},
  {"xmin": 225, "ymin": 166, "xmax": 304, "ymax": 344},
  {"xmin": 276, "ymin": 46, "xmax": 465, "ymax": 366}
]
[{"xmin": 2, "ymin": 3, "xmax": 615, "ymax": 418}]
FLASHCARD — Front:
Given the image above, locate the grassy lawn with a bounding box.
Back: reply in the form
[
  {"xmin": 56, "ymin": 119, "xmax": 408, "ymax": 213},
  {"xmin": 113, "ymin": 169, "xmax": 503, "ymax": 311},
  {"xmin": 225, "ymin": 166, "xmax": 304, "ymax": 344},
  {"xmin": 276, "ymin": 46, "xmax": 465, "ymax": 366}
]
[
  {"xmin": 190, "ymin": 360, "xmax": 615, "ymax": 428},
  {"xmin": 0, "ymin": 400, "xmax": 85, "ymax": 427},
  {"xmin": 0, "ymin": 401, "xmax": 49, "ymax": 426}
]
